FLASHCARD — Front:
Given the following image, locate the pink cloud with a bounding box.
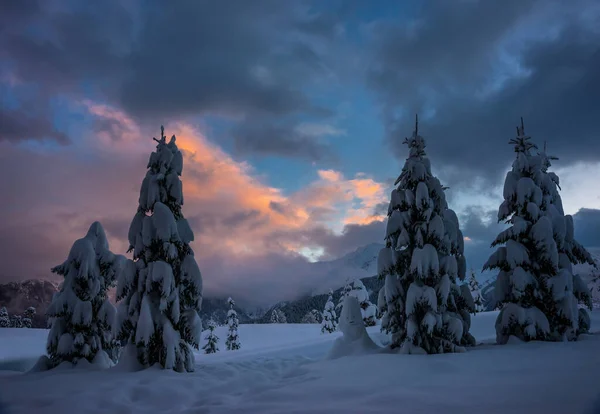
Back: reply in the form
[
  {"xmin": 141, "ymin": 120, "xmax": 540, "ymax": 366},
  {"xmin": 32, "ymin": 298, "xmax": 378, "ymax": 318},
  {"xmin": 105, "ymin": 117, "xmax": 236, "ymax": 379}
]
[{"xmin": 0, "ymin": 103, "xmax": 389, "ymax": 305}]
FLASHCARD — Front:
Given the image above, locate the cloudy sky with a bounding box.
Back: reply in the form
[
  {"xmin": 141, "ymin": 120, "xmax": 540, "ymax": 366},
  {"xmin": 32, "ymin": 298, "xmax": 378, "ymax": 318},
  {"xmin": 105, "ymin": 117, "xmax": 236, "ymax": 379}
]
[{"xmin": 1, "ymin": 0, "xmax": 599, "ymax": 306}]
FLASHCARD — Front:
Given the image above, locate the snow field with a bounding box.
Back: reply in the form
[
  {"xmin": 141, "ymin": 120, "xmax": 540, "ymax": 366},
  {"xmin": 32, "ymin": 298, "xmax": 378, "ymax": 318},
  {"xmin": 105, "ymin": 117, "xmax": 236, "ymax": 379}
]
[{"xmin": 0, "ymin": 311, "xmax": 599, "ymax": 414}]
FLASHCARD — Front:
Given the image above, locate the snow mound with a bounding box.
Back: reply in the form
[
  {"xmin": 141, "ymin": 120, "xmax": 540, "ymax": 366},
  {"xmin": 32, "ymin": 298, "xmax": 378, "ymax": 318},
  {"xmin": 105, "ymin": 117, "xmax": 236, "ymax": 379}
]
[{"xmin": 328, "ymin": 296, "xmax": 379, "ymax": 359}]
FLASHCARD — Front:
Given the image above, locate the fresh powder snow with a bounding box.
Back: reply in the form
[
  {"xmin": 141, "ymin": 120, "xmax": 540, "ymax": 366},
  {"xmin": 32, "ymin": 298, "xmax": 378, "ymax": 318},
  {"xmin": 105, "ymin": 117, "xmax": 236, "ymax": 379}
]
[{"xmin": 1, "ymin": 311, "xmax": 599, "ymax": 414}]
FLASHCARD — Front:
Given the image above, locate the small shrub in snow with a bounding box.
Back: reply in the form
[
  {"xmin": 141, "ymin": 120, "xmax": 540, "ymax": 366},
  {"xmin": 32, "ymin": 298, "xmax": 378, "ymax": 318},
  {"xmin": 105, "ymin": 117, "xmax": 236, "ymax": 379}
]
[
  {"xmin": 0, "ymin": 307, "xmax": 10, "ymax": 328},
  {"xmin": 226, "ymin": 297, "xmax": 241, "ymax": 351},
  {"xmin": 376, "ymin": 117, "xmax": 474, "ymax": 354},
  {"xmin": 23, "ymin": 307, "xmax": 36, "ymax": 328},
  {"xmin": 468, "ymin": 271, "xmax": 485, "ymax": 313},
  {"xmin": 321, "ymin": 290, "xmax": 338, "ymax": 333},
  {"xmin": 485, "ymin": 120, "xmax": 596, "ymax": 343},
  {"xmin": 46, "ymin": 222, "xmax": 123, "ymax": 368},
  {"xmin": 116, "ymin": 127, "xmax": 203, "ymax": 372},
  {"xmin": 270, "ymin": 309, "xmax": 287, "ymax": 324},
  {"xmin": 203, "ymin": 321, "xmax": 219, "ymax": 354}
]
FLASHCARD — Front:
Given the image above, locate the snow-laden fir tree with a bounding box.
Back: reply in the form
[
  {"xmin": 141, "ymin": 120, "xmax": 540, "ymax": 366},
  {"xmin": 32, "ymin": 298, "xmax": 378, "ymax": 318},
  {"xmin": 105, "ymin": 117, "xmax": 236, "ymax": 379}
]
[
  {"xmin": 591, "ymin": 267, "xmax": 600, "ymax": 309},
  {"xmin": 10, "ymin": 315, "xmax": 22, "ymax": 328},
  {"xmin": 335, "ymin": 281, "xmax": 352, "ymax": 316},
  {"xmin": 46, "ymin": 222, "xmax": 124, "ymax": 368},
  {"xmin": 203, "ymin": 320, "xmax": 219, "ymax": 354},
  {"xmin": 301, "ymin": 309, "xmax": 321, "ymax": 324},
  {"xmin": 225, "ymin": 297, "xmax": 240, "ymax": 351},
  {"xmin": 536, "ymin": 140, "xmax": 595, "ymax": 339},
  {"xmin": 23, "ymin": 307, "xmax": 36, "ymax": 328},
  {"xmin": 468, "ymin": 271, "xmax": 485, "ymax": 313},
  {"xmin": 0, "ymin": 307, "xmax": 9, "ymax": 328},
  {"xmin": 116, "ymin": 126, "xmax": 203, "ymax": 372},
  {"xmin": 347, "ymin": 279, "xmax": 378, "ymax": 326},
  {"xmin": 321, "ymin": 290, "xmax": 338, "ymax": 333},
  {"xmin": 377, "ymin": 287, "xmax": 388, "ymax": 331},
  {"xmin": 483, "ymin": 120, "xmax": 595, "ymax": 343},
  {"xmin": 270, "ymin": 309, "xmax": 287, "ymax": 324},
  {"xmin": 376, "ymin": 116, "xmax": 474, "ymax": 353}
]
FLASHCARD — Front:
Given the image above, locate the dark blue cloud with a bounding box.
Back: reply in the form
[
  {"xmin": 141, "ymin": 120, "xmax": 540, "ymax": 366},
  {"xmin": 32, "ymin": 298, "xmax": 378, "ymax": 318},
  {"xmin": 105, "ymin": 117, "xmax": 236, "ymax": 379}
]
[
  {"xmin": 367, "ymin": 0, "xmax": 600, "ymax": 181},
  {"xmin": 573, "ymin": 208, "xmax": 600, "ymax": 248}
]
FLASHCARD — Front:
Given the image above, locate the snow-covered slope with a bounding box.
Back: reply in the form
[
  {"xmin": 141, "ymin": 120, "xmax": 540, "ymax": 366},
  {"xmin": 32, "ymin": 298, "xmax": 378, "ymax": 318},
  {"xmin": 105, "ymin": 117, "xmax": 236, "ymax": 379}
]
[
  {"xmin": 308, "ymin": 242, "xmax": 383, "ymax": 296},
  {"xmin": 0, "ymin": 243, "xmax": 383, "ymax": 325},
  {"xmin": 0, "ymin": 280, "xmax": 59, "ymax": 328},
  {"xmin": 1, "ymin": 311, "xmax": 600, "ymax": 414}
]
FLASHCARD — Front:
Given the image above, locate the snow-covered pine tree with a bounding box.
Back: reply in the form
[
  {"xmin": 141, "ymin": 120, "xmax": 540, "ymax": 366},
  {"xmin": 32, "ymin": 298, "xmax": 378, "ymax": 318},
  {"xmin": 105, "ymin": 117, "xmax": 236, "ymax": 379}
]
[
  {"xmin": 312, "ymin": 309, "xmax": 323, "ymax": 323},
  {"xmin": 23, "ymin": 307, "xmax": 36, "ymax": 328},
  {"xmin": 536, "ymin": 141, "xmax": 596, "ymax": 340},
  {"xmin": 591, "ymin": 267, "xmax": 600, "ymax": 309},
  {"xmin": 10, "ymin": 315, "xmax": 22, "ymax": 328},
  {"xmin": 468, "ymin": 271, "xmax": 485, "ymax": 313},
  {"xmin": 270, "ymin": 309, "xmax": 287, "ymax": 324},
  {"xmin": 225, "ymin": 297, "xmax": 240, "ymax": 351},
  {"xmin": 484, "ymin": 119, "xmax": 557, "ymax": 344},
  {"xmin": 377, "ymin": 287, "xmax": 388, "ymax": 332},
  {"xmin": 321, "ymin": 290, "xmax": 338, "ymax": 333},
  {"xmin": 46, "ymin": 222, "xmax": 124, "ymax": 368},
  {"xmin": 376, "ymin": 116, "xmax": 474, "ymax": 354},
  {"xmin": 116, "ymin": 126, "xmax": 203, "ymax": 372},
  {"xmin": 203, "ymin": 320, "xmax": 219, "ymax": 354},
  {"xmin": 0, "ymin": 307, "xmax": 9, "ymax": 328},
  {"xmin": 335, "ymin": 281, "xmax": 352, "ymax": 316},
  {"xmin": 347, "ymin": 279, "xmax": 378, "ymax": 326},
  {"xmin": 301, "ymin": 310, "xmax": 320, "ymax": 324}
]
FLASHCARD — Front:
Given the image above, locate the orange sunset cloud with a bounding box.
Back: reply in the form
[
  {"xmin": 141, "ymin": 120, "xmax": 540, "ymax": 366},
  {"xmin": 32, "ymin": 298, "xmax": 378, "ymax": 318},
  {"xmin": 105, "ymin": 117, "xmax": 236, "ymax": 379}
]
[{"xmin": 0, "ymin": 101, "xmax": 389, "ymax": 302}]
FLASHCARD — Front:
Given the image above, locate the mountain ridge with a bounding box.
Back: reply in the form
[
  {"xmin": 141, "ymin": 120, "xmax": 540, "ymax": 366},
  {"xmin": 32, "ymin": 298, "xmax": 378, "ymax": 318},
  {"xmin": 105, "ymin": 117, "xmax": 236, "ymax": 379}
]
[{"xmin": 0, "ymin": 243, "xmax": 385, "ymax": 327}]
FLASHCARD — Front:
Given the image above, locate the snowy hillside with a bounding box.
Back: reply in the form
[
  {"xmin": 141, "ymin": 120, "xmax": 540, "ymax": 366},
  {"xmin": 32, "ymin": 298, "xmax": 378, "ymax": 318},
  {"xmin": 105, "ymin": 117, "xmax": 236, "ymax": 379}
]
[
  {"xmin": 255, "ymin": 275, "xmax": 383, "ymax": 324},
  {"xmin": 308, "ymin": 242, "xmax": 383, "ymax": 296},
  {"xmin": 0, "ymin": 280, "xmax": 59, "ymax": 328},
  {"xmin": 1, "ymin": 311, "xmax": 600, "ymax": 414},
  {"xmin": 0, "ymin": 243, "xmax": 383, "ymax": 326}
]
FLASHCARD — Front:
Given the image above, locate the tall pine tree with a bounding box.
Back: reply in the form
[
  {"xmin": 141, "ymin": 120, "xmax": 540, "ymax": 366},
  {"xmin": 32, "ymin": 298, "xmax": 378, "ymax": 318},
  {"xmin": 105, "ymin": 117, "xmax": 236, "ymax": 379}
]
[
  {"xmin": 225, "ymin": 297, "xmax": 241, "ymax": 350},
  {"xmin": 46, "ymin": 222, "xmax": 123, "ymax": 368},
  {"xmin": 116, "ymin": 126, "xmax": 203, "ymax": 372},
  {"xmin": 484, "ymin": 119, "xmax": 558, "ymax": 343},
  {"xmin": 536, "ymin": 141, "xmax": 595, "ymax": 340},
  {"xmin": 377, "ymin": 116, "xmax": 474, "ymax": 354}
]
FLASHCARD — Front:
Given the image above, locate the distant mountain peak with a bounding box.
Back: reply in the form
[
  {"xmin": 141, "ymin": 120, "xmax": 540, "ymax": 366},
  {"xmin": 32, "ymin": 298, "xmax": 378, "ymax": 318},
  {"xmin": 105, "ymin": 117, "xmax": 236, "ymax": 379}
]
[
  {"xmin": 309, "ymin": 242, "xmax": 384, "ymax": 296},
  {"xmin": 0, "ymin": 279, "xmax": 59, "ymax": 327}
]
